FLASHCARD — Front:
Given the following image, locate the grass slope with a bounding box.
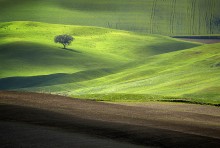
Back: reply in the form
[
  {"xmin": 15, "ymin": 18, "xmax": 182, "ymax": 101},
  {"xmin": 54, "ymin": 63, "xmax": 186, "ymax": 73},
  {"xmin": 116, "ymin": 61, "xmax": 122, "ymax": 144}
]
[
  {"xmin": 0, "ymin": 21, "xmax": 220, "ymax": 104},
  {"xmin": 0, "ymin": 21, "xmax": 198, "ymax": 78},
  {"xmin": 71, "ymin": 43, "xmax": 220, "ymax": 105},
  {"xmin": 0, "ymin": 0, "xmax": 220, "ymax": 35},
  {"xmin": 0, "ymin": 21, "xmax": 219, "ymax": 105}
]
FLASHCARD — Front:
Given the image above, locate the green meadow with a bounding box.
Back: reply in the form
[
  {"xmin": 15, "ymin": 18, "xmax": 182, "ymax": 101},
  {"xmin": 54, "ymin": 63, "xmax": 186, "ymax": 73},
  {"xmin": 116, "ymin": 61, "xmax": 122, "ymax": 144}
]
[
  {"xmin": 0, "ymin": 0, "xmax": 220, "ymax": 35},
  {"xmin": 0, "ymin": 0, "xmax": 220, "ymax": 105}
]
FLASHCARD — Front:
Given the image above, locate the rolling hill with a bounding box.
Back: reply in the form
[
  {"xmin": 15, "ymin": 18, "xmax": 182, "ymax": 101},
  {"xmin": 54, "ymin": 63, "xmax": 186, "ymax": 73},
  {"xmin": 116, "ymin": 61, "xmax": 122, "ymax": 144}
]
[
  {"xmin": 0, "ymin": 0, "xmax": 219, "ymax": 35},
  {"xmin": 1, "ymin": 1, "xmax": 220, "ymax": 147},
  {"xmin": 0, "ymin": 21, "xmax": 220, "ymax": 105}
]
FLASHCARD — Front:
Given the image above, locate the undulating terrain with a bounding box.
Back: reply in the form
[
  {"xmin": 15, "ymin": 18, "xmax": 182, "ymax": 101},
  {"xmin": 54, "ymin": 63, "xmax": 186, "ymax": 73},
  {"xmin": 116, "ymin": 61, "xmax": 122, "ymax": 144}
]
[
  {"xmin": 0, "ymin": 21, "xmax": 219, "ymax": 105},
  {"xmin": 0, "ymin": 0, "xmax": 220, "ymax": 105},
  {"xmin": 1, "ymin": 0, "xmax": 220, "ymax": 147}
]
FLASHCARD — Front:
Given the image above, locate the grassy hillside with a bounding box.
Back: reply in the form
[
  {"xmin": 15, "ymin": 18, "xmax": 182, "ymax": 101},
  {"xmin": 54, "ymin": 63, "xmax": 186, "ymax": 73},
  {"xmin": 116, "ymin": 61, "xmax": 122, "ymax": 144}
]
[
  {"xmin": 0, "ymin": 0, "xmax": 219, "ymax": 35},
  {"xmin": 0, "ymin": 21, "xmax": 198, "ymax": 78},
  {"xmin": 19, "ymin": 42, "xmax": 219, "ymax": 105},
  {"xmin": 71, "ymin": 43, "xmax": 220, "ymax": 105},
  {"xmin": 1, "ymin": 21, "xmax": 220, "ymax": 105}
]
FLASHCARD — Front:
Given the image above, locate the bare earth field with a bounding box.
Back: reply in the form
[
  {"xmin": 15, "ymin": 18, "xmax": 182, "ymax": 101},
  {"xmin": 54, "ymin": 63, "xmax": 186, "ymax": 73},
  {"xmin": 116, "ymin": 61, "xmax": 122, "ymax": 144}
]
[
  {"xmin": 0, "ymin": 91, "xmax": 220, "ymax": 148},
  {"xmin": 172, "ymin": 36, "xmax": 220, "ymax": 44},
  {"xmin": 177, "ymin": 38, "xmax": 220, "ymax": 44}
]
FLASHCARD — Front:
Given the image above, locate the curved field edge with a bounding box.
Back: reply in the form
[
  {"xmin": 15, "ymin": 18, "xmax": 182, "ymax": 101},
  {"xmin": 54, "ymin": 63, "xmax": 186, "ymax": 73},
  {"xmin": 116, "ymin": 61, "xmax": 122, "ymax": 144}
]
[
  {"xmin": 72, "ymin": 93, "xmax": 220, "ymax": 107},
  {"xmin": 1, "ymin": 91, "xmax": 220, "ymax": 147}
]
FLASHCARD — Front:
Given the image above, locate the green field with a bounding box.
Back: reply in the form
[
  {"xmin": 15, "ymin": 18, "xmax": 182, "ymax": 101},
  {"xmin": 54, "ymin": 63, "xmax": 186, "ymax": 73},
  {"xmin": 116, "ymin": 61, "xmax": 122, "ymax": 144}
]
[
  {"xmin": 0, "ymin": 0, "xmax": 220, "ymax": 35},
  {"xmin": 0, "ymin": 0, "xmax": 220, "ymax": 105},
  {"xmin": 0, "ymin": 21, "xmax": 219, "ymax": 105}
]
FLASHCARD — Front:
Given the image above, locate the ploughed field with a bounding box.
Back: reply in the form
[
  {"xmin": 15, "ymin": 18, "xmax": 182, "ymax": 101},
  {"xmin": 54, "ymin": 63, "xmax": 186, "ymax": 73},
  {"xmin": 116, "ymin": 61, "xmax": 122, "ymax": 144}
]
[
  {"xmin": 0, "ymin": 91, "xmax": 220, "ymax": 147},
  {"xmin": 172, "ymin": 36, "xmax": 220, "ymax": 44}
]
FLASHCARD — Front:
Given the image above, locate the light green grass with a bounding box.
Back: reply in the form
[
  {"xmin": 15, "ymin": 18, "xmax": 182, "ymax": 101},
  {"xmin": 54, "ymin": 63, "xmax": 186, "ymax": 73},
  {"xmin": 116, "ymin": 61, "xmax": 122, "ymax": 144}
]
[
  {"xmin": 0, "ymin": 0, "xmax": 219, "ymax": 35},
  {"xmin": 0, "ymin": 21, "xmax": 219, "ymax": 105},
  {"xmin": 0, "ymin": 21, "xmax": 199, "ymax": 78},
  {"xmin": 68, "ymin": 43, "xmax": 220, "ymax": 105},
  {"xmin": 72, "ymin": 94, "xmax": 220, "ymax": 106}
]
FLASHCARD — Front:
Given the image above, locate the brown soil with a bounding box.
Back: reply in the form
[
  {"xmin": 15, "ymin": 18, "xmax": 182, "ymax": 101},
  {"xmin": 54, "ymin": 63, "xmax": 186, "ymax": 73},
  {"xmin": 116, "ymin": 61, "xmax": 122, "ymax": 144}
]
[
  {"xmin": 0, "ymin": 91, "xmax": 220, "ymax": 148},
  {"xmin": 172, "ymin": 36, "xmax": 220, "ymax": 44},
  {"xmin": 177, "ymin": 38, "xmax": 220, "ymax": 44}
]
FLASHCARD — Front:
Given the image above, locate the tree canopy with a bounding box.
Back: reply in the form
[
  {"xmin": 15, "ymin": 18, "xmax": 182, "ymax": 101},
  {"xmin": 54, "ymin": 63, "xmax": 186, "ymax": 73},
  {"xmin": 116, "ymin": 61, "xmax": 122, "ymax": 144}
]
[{"xmin": 54, "ymin": 34, "xmax": 74, "ymax": 49}]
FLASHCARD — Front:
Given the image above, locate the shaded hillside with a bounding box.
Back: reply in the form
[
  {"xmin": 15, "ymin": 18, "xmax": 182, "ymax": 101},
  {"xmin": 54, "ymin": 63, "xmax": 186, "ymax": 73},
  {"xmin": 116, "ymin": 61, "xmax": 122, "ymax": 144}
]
[
  {"xmin": 0, "ymin": 0, "xmax": 219, "ymax": 35},
  {"xmin": 0, "ymin": 21, "xmax": 199, "ymax": 78},
  {"xmin": 1, "ymin": 21, "xmax": 219, "ymax": 105}
]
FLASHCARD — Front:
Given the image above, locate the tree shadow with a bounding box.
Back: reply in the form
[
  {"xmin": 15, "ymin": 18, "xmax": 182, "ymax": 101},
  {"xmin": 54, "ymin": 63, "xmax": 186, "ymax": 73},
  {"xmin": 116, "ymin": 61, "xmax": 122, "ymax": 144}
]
[{"xmin": 59, "ymin": 47, "xmax": 81, "ymax": 53}]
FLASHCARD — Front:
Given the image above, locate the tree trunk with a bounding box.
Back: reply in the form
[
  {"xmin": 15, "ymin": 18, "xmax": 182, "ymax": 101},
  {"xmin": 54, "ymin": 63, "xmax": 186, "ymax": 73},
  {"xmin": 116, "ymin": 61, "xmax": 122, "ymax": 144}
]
[{"xmin": 63, "ymin": 44, "xmax": 66, "ymax": 49}]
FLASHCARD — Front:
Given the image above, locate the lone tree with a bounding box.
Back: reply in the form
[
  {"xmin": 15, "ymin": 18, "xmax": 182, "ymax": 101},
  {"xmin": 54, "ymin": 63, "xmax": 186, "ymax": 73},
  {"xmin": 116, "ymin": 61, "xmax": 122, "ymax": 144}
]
[{"xmin": 54, "ymin": 34, "xmax": 74, "ymax": 49}]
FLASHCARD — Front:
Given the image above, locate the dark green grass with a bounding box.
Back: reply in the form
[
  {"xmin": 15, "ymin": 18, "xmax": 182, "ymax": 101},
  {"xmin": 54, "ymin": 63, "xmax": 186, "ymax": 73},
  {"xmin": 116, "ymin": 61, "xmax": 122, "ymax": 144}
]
[
  {"xmin": 0, "ymin": 41, "xmax": 118, "ymax": 77},
  {"xmin": 0, "ymin": 0, "xmax": 219, "ymax": 35}
]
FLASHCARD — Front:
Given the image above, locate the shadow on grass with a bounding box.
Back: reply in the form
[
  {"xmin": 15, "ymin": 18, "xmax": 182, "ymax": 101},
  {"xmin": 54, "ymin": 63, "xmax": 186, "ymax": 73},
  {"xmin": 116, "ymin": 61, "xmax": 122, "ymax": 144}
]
[
  {"xmin": 59, "ymin": 47, "xmax": 81, "ymax": 53},
  {"xmin": 147, "ymin": 41, "xmax": 200, "ymax": 55},
  {"xmin": 0, "ymin": 68, "xmax": 112, "ymax": 90}
]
